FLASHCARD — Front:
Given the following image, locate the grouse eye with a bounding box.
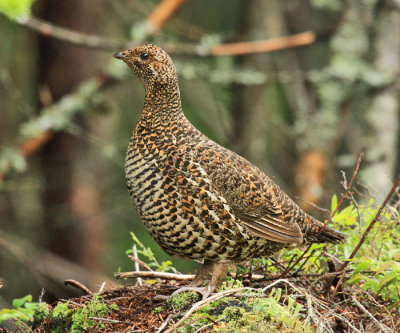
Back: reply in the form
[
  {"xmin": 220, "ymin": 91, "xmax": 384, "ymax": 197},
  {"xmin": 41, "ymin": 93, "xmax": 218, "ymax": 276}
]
[{"xmin": 140, "ymin": 52, "xmax": 149, "ymax": 60}]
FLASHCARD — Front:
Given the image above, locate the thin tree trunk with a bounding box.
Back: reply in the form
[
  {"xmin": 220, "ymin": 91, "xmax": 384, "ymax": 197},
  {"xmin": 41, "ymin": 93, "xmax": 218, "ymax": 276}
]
[{"xmin": 37, "ymin": 0, "xmax": 107, "ymax": 294}]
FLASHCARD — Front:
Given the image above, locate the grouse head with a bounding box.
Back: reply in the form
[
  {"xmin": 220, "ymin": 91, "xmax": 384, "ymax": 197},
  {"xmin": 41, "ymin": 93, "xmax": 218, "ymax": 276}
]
[{"xmin": 114, "ymin": 44, "xmax": 178, "ymax": 91}]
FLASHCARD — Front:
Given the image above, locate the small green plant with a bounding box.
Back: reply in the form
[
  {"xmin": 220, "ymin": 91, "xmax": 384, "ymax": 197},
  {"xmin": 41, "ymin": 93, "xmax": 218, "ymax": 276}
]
[
  {"xmin": 218, "ymin": 277, "xmax": 244, "ymax": 291},
  {"xmin": 0, "ymin": 294, "xmax": 44, "ymax": 323},
  {"xmin": 127, "ymin": 231, "xmax": 178, "ymax": 273},
  {"xmin": 331, "ymin": 197, "xmax": 400, "ymax": 307}
]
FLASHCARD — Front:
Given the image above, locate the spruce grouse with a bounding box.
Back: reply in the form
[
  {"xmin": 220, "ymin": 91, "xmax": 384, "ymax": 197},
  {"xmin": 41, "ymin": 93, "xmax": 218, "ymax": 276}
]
[{"xmin": 114, "ymin": 44, "xmax": 345, "ymax": 298}]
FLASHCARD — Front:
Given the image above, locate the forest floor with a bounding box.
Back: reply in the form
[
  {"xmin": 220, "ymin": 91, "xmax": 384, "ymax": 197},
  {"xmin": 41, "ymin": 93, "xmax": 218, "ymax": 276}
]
[
  {"xmin": 2, "ymin": 187, "xmax": 400, "ymax": 332},
  {"xmin": 13, "ymin": 270, "xmax": 400, "ymax": 333}
]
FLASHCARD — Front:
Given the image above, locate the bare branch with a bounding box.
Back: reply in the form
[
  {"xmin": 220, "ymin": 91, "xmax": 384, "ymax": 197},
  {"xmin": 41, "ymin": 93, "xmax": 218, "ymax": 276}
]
[
  {"xmin": 210, "ymin": 31, "xmax": 315, "ymax": 56},
  {"xmin": 16, "ymin": 14, "xmax": 315, "ymax": 57},
  {"xmin": 16, "ymin": 16, "xmax": 124, "ymax": 50},
  {"xmin": 147, "ymin": 0, "xmax": 188, "ymax": 35}
]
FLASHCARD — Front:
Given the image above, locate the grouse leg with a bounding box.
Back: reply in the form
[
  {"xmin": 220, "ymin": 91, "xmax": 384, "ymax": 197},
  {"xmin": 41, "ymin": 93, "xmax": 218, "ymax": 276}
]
[{"xmin": 154, "ymin": 260, "xmax": 229, "ymax": 300}]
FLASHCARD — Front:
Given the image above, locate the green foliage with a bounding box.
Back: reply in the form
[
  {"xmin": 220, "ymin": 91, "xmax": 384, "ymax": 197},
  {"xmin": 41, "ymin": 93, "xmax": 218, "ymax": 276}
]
[
  {"xmin": 127, "ymin": 231, "xmax": 178, "ymax": 273},
  {"xmin": 300, "ymin": 1, "xmax": 394, "ymax": 150},
  {"xmin": 0, "ymin": 0, "xmax": 35, "ymax": 19},
  {"xmin": 331, "ymin": 197, "xmax": 400, "ymax": 306},
  {"xmin": 0, "ymin": 147, "xmax": 27, "ymax": 173},
  {"xmin": 0, "ymin": 79, "xmax": 103, "ymax": 177},
  {"xmin": 19, "ymin": 79, "xmax": 102, "ymax": 139},
  {"xmin": 271, "ymin": 195, "xmax": 400, "ymax": 308},
  {"xmin": 234, "ymin": 194, "xmax": 399, "ymax": 314},
  {"xmin": 311, "ymin": 0, "xmax": 344, "ymax": 11},
  {"xmin": 0, "ymin": 294, "xmax": 43, "ymax": 323}
]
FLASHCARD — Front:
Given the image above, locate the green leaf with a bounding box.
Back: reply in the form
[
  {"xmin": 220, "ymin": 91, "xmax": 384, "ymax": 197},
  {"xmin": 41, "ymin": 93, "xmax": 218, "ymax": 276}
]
[
  {"xmin": 362, "ymin": 279, "xmax": 380, "ymax": 294},
  {"xmin": 12, "ymin": 295, "xmax": 32, "ymax": 308},
  {"xmin": 353, "ymin": 260, "xmax": 373, "ymax": 274},
  {"xmin": 331, "ymin": 194, "xmax": 338, "ymax": 213},
  {"xmin": 0, "ymin": 0, "xmax": 35, "ymax": 19},
  {"xmin": 0, "ymin": 309, "xmax": 31, "ymax": 322},
  {"xmin": 378, "ymin": 271, "xmax": 400, "ymax": 289},
  {"xmin": 347, "ymin": 274, "xmax": 365, "ymax": 285}
]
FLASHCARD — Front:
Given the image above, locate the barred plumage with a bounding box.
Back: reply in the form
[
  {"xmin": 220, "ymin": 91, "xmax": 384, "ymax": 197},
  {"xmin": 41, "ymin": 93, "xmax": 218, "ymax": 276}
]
[{"xmin": 114, "ymin": 44, "xmax": 345, "ymax": 297}]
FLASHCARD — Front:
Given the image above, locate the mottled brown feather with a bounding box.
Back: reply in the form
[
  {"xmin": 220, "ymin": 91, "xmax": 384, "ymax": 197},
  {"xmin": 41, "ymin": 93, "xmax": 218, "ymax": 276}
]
[{"xmin": 114, "ymin": 44, "xmax": 345, "ymax": 264}]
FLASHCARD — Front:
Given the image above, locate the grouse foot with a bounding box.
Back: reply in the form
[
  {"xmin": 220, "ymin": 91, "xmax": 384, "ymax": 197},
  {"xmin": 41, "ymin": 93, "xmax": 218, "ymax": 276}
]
[{"xmin": 154, "ymin": 260, "xmax": 229, "ymax": 301}]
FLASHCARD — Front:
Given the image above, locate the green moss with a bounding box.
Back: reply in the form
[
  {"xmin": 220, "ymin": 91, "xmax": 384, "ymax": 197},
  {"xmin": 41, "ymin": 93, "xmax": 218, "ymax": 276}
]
[
  {"xmin": 109, "ymin": 303, "xmax": 118, "ymax": 311},
  {"xmin": 176, "ymin": 288, "xmax": 311, "ymax": 333},
  {"xmin": 70, "ymin": 295, "xmax": 108, "ymax": 333},
  {"xmin": 47, "ymin": 295, "xmax": 113, "ymax": 333},
  {"xmin": 222, "ymin": 306, "xmax": 245, "ymax": 321},
  {"xmin": 167, "ymin": 292, "xmax": 201, "ymax": 312},
  {"xmin": 153, "ymin": 306, "xmax": 164, "ymax": 314},
  {"xmin": 51, "ymin": 302, "xmax": 70, "ymax": 321},
  {"xmin": 33, "ymin": 303, "xmax": 50, "ymax": 322}
]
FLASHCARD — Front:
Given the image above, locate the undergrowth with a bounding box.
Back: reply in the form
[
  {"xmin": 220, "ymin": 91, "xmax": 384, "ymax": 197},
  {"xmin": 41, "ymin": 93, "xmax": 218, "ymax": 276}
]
[{"xmin": 1, "ymin": 193, "xmax": 399, "ymax": 332}]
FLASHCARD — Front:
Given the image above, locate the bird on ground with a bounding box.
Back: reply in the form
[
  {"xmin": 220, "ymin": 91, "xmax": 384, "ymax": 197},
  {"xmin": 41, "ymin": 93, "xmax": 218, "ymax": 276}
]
[{"xmin": 113, "ymin": 44, "xmax": 345, "ymax": 298}]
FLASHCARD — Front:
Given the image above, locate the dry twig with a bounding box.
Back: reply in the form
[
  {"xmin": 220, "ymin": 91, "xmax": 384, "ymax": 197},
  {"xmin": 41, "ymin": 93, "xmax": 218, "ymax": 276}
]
[
  {"xmin": 351, "ymin": 297, "xmax": 392, "ymax": 332},
  {"xmin": 16, "ymin": 16, "xmax": 124, "ymax": 50},
  {"xmin": 132, "ymin": 245, "xmax": 143, "ymax": 286},
  {"xmin": 64, "ymin": 279, "xmax": 93, "ymax": 295},
  {"xmin": 116, "ymin": 271, "xmax": 194, "ymax": 281}
]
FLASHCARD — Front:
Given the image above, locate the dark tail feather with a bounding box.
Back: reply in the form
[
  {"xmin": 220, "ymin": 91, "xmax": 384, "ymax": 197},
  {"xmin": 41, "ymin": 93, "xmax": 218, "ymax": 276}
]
[
  {"xmin": 318, "ymin": 225, "xmax": 346, "ymax": 244},
  {"xmin": 305, "ymin": 216, "xmax": 346, "ymax": 244}
]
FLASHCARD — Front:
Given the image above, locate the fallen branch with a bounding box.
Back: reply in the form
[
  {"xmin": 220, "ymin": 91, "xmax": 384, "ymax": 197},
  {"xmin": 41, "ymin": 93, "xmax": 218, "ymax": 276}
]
[
  {"xmin": 64, "ymin": 279, "xmax": 93, "ymax": 295},
  {"xmin": 116, "ymin": 271, "xmax": 194, "ymax": 281}
]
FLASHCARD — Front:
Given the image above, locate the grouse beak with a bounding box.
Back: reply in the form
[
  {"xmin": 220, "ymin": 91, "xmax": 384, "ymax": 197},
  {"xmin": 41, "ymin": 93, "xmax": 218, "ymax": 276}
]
[{"xmin": 113, "ymin": 52, "xmax": 128, "ymax": 60}]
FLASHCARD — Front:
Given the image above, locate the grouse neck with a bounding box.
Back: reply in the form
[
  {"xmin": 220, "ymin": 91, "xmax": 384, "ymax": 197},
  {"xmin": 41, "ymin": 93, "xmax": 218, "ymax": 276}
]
[{"xmin": 140, "ymin": 81, "xmax": 185, "ymax": 126}]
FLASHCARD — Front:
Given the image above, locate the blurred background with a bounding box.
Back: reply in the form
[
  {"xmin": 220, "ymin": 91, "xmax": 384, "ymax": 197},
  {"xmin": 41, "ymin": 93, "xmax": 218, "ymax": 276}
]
[{"xmin": 0, "ymin": 0, "xmax": 399, "ymax": 312}]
